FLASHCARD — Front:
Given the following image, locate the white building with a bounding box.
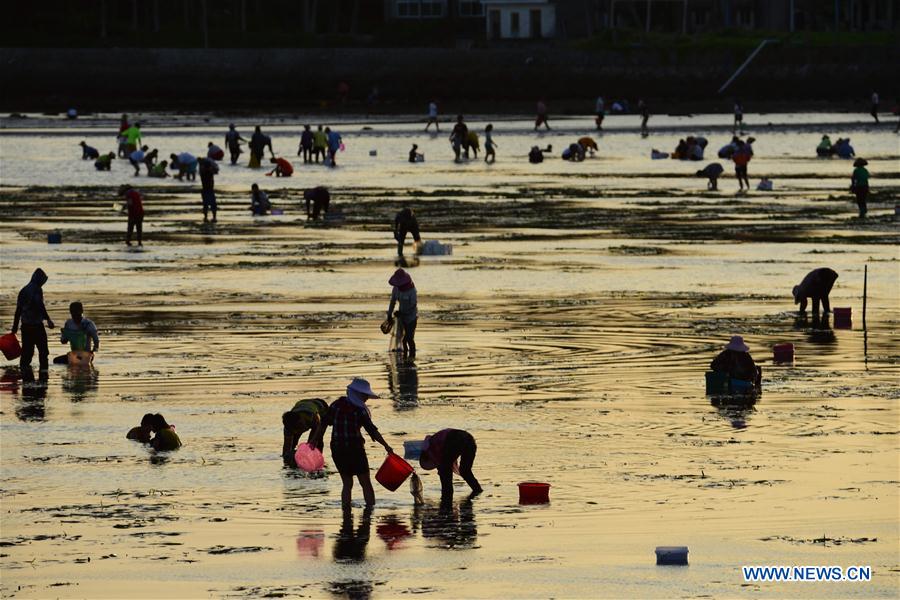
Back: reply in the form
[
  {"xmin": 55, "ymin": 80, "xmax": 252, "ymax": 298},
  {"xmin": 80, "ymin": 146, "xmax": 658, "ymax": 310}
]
[{"xmin": 482, "ymin": 0, "xmax": 556, "ymax": 40}]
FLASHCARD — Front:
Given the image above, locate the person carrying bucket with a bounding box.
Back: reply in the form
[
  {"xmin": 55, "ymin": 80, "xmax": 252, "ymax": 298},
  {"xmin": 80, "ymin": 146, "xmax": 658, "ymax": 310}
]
[
  {"xmin": 311, "ymin": 378, "xmax": 394, "ymax": 509},
  {"xmin": 793, "ymin": 268, "xmax": 838, "ymax": 316},
  {"xmin": 387, "ymin": 269, "xmax": 417, "ymax": 359},
  {"xmin": 12, "ymin": 269, "xmax": 55, "ymax": 371},
  {"xmin": 282, "ymin": 398, "xmax": 328, "ymax": 467},
  {"xmin": 419, "ymin": 429, "xmax": 482, "ymax": 502},
  {"xmin": 710, "ymin": 336, "xmax": 760, "ymax": 386}
]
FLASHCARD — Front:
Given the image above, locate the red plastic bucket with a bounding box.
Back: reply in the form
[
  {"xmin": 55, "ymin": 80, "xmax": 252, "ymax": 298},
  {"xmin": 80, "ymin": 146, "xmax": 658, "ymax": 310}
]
[
  {"xmin": 773, "ymin": 343, "xmax": 794, "ymax": 362},
  {"xmin": 518, "ymin": 482, "xmax": 551, "ymax": 504},
  {"xmin": 833, "ymin": 307, "xmax": 852, "ymax": 328},
  {"xmin": 0, "ymin": 334, "xmax": 22, "ymax": 361},
  {"xmin": 375, "ymin": 453, "xmax": 414, "ymax": 491}
]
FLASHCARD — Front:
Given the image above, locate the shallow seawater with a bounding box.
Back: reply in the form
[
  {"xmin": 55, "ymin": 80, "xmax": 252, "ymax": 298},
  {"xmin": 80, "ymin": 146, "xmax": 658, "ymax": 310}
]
[{"xmin": 1, "ymin": 113, "xmax": 898, "ymax": 599}]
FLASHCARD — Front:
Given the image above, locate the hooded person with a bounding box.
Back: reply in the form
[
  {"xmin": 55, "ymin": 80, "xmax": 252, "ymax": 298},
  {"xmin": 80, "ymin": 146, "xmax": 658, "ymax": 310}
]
[
  {"xmin": 310, "ymin": 378, "xmax": 394, "ymax": 508},
  {"xmin": 12, "ymin": 269, "xmax": 54, "ymax": 370},
  {"xmin": 710, "ymin": 335, "xmax": 759, "ymax": 383},
  {"xmin": 387, "ymin": 269, "xmax": 418, "ymax": 358},
  {"xmin": 419, "ymin": 429, "xmax": 483, "ymax": 501},
  {"xmin": 792, "ymin": 268, "xmax": 839, "ymax": 315}
]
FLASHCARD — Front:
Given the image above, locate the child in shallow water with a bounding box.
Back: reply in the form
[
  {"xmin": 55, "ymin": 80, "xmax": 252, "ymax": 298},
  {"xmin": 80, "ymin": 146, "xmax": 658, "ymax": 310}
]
[{"xmin": 126, "ymin": 413, "xmax": 155, "ymax": 443}]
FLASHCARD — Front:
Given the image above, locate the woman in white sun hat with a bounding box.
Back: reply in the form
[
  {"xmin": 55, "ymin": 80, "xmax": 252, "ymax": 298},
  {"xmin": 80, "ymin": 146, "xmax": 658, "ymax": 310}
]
[
  {"xmin": 710, "ymin": 335, "xmax": 759, "ymax": 384},
  {"xmin": 312, "ymin": 378, "xmax": 394, "ymax": 509}
]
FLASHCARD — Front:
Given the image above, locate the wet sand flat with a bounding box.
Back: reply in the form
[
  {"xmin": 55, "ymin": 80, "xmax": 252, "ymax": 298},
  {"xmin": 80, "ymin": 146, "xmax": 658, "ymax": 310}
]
[{"xmin": 1, "ymin": 114, "xmax": 898, "ymax": 598}]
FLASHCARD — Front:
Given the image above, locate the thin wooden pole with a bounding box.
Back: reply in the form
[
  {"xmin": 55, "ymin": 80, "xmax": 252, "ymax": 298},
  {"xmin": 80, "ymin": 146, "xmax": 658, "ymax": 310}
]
[{"xmin": 862, "ymin": 263, "xmax": 867, "ymax": 330}]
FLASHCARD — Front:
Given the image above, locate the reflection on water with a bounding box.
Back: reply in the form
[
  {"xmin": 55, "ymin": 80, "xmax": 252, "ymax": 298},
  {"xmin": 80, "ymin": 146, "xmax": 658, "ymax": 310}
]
[
  {"xmin": 327, "ymin": 579, "xmax": 373, "ymax": 600},
  {"xmin": 296, "ymin": 529, "xmax": 325, "ymax": 558},
  {"xmin": 386, "ymin": 354, "xmax": 418, "ymax": 411},
  {"xmin": 333, "ymin": 507, "xmax": 372, "ymax": 563},
  {"xmin": 376, "ymin": 513, "xmax": 412, "ymax": 550},
  {"xmin": 711, "ymin": 401, "xmax": 757, "ymax": 430},
  {"xmin": 17, "ymin": 368, "xmax": 48, "ymax": 422},
  {"xmin": 412, "ymin": 498, "xmax": 478, "ymax": 550},
  {"xmin": 61, "ymin": 365, "xmax": 99, "ymax": 402}
]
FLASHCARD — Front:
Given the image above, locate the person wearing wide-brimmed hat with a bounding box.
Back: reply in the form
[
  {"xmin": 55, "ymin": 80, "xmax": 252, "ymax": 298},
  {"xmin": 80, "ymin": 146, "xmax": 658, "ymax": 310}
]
[
  {"xmin": 311, "ymin": 378, "xmax": 393, "ymax": 508},
  {"xmin": 419, "ymin": 429, "xmax": 482, "ymax": 502},
  {"xmin": 387, "ymin": 269, "xmax": 418, "ymax": 359},
  {"xmin": 792, "ymin": 267, "xmax": 838, "ymax": 315},
  {"xmin": 710, "ymin": 336, "xmax": 759, "ymax": 383},
  {"xmin": 851, "ymin": 158, "xmax": 870, "ymax": 218}
]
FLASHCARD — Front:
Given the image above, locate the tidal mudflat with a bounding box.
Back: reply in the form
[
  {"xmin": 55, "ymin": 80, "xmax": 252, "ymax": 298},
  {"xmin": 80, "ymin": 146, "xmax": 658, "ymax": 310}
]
[{"xmin": 1, "ymin": 114, "xmax": 898, "ymax": 598}]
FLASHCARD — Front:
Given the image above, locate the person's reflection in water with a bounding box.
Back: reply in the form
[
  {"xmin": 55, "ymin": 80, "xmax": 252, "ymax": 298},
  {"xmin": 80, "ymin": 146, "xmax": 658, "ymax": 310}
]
[
  {"xmin": 61, "ymin": 365, "xmax": 99, "ymax": 402},
  {"xmin": 386, "ymin": 354, "xmax": 418, "ymax": 411},
  {"xmin": 329, "ymin": 508, "xmax": 374, "ymax": 600},
  {"xmin": 17, "ymin": 367, "xmax": 48, "ymax": 421},
  {"xmin": 333, "ymin": 507, "xmax": 372, "ymax": 563},
  {"xmin": 412, "ymin": 496, "xmax": 478, "ymax": 550},
  {"xmin": 710, "ymin": 398, "xmax": 756, "ymax": 430},
  {"xmin": 808, "ymin": 313, "xmax": 836, "ymax": 345}
]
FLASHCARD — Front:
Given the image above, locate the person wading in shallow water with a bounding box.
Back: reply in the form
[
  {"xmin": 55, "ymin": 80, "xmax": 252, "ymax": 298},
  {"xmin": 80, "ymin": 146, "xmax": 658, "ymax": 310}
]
[
  {"xmin": 710, "ymin": 335, "xmax": 760, "ymax": 386},
  {"xmin": 792, "ymin": 268, "xmax": 838, "ymax": 316},
  {"xmin": 281, "ymin": 398, "xmax": 328, "ymax": 466},
  {"xmin": 387, "ymin": 269, "xmax": 418, "ymax": 359},
  {"xmin": 419, "ymin": 428, "xmax": 483, "ymax": 502},
  {"xmin": 393, "ymin": 207, "xmax": 421, "ymax": 256},
  {"xmin": 311, "ymin": 378, "xmax": 394, "ymax": 509},
  {"xmin": 12, "ymin": 269, "xmax": 55, "ymax": 371}
]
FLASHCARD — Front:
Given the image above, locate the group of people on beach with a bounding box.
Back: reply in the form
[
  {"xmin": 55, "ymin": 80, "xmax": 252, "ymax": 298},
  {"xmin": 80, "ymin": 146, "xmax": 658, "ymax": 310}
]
[{"xmin": 279, "ymin": 379, "xmax": 481, "ymax": 508}]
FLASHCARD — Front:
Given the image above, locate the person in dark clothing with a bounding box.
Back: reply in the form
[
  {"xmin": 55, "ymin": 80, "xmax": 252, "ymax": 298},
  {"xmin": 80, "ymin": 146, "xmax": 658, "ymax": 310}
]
[
  {"xmin": 126, "ymin": 413, "xmax": 155, "ymax": 443},
  {"xmin": 79, "ymin": 141, "xmax": 99, "ymax": 160},
  {"xmin": 298, "ymin": 125, "xmax": 314, "ymax": 164},
  {"xmin": 450, "ymin": 115, "xmax": 468, "ymax": 161},
  {"xmin": 393, "ymin": 207, "xmax": 421, "ymax": 256},
  {"xmin": 149, "ymin": 413, "xmax": 182, "ymax": 451},
  {"xmin": 248, "ymin": 126, "xmax": 273, "ymax": 168},
  {"xmin": 311, "ymin": 378, "xmax": 394, "ymax": 509},
  {"xmin": 408, "ymin": 144, "xmax": 421, "ymax": 163},
  {"xmin": 199, "ymin": 157, "xmax": 219, "ymax": 222},
  {"xmin": 419, "ymin": 429, "xmax": 483, "ymax": 501},
  {"xmin": 225, "ymin": 124, "xmax": 246, "ymax": 165},
  {"xmin": 851, "ymin": 158, "xmax": 870, "ymax": 218},
  {"xmin": 696, "ymin": 162, "xmax": 725, "ymax": 191},
  {"xmin": 638, "ymin": 99, "xmax": 650, "ymax": 137},
  {"xmin": 282, "ymin": 398, "xmax": 329, "ymax": 466},
  {"xmin": 12, "ymin": 269, "xmax": 55, "ymax": 370},
  {"xmin": 304, "ymin": 186, "xmax": 330, "ymax": 220},
  {"xmin": 793, "ymin": 268, "xmax": 839, "ymax": 315},
  {"xmin": 119, "ymin": 184, "xmax": 144, "ymax": 246},
  {"xmin": 250, "ymin": 183, "xmax": 271, "ymax": 216},
  {"xmin": 710, "ymin": 336, "xmax": 759, "ymax": 383}
]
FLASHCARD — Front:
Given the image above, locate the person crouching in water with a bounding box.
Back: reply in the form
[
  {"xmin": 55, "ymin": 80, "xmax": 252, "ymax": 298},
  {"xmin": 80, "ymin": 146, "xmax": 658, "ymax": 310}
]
[
  {"xmin": 54, "ymin": 301, "xmax": 100, "ymax": 364},
  {"xmin": 419, "ymin": 429, "xmax": 483, "ymax": 502},
  {"xmin": 311, "ymin": 378, "xmax": 394, "ymax": 509},
  {"xmin": 282, "ymin": 398, "xmax": 328, "ymax": 466},
  {"xmin": 149, "ymin": 414, "xmax": 182, "ymax": 451},
  {"xmin": 387, "ymin": 269, "xmax": 417, "ymax": 359},
  {"xmin": 126, "ymin": 413, "xmax": 154, "ymax": 443},
  {"xmin": 250, "ymin": 183, "xmax": 271, "ymax": 216},
  {"xmin": 710, "ymin": 336, "xmax": 760, "ymax": 387}
]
